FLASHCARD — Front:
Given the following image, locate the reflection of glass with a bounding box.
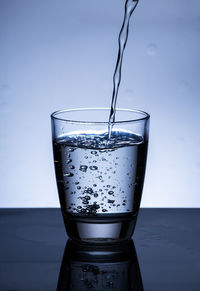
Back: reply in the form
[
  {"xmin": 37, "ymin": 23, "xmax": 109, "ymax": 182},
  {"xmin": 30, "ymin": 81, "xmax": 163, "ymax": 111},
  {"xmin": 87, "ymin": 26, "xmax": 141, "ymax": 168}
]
[
  {"xmin": 51, "ymin": 108, "xmax": 149, "ymax": 243},
  {"xmin": 57, "ymin": 239, "xmax": 144, "ymax": 291}
]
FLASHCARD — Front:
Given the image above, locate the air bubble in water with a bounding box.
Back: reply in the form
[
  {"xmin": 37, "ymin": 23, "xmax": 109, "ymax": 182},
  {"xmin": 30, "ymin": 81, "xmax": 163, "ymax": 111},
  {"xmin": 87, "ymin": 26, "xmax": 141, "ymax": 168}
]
[
  {"xmin": 86, "ymin": 188, "xmax": 93, "ymax": 194},
  {"xmin": 89, "ymin": 165, "xmax": 98, "ymax": 171},
  {"xmin": 70, "ymin": 165, "xmax": 75, "ymax": 169},
  {"xmin": 108, "ymin": 191, "xmax": 114, "ymax": 195},
  {"xmin": 79, "ymin": 165, "xmax": 88, "ymax": 172},
  {"xmin": 63, "ymin": 172, "xmax": 74, "ymax": 177},
  {"xmin": 84, "ymin": 195, "xmax": 91, "ymax": 200},
  {"xmin": 66, "ymin": 159, "xmax": 72, "ymax": 164},
  {"xmin": 68, "ymin": 148, "xmax": 74, "ymax": 152}
]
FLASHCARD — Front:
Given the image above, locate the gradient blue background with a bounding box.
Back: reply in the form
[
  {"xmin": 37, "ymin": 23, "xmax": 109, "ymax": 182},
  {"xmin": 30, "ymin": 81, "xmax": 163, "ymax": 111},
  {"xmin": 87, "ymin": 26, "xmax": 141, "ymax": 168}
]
[{"xmin": 0, "ymin": 0, "xmax": 200, "ymax": 207}]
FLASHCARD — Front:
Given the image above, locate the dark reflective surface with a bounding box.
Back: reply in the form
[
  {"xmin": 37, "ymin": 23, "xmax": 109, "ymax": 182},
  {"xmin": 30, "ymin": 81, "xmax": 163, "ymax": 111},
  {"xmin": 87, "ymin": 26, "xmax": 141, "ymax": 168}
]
[
  {"xmin": 57, "ymin": 239, "xmax": 143, "ymax": 291},
  {"xmin": 0, "ymin": 208, "xmax": 200, "ymax": 290}
]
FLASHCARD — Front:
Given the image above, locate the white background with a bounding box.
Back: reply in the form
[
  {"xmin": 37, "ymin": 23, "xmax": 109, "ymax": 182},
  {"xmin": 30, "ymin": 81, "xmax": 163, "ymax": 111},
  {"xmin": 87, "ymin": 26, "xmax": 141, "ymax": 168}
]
[{"xmin": 0, "ymin": 0, "xmax": 200, "ymax": 207}]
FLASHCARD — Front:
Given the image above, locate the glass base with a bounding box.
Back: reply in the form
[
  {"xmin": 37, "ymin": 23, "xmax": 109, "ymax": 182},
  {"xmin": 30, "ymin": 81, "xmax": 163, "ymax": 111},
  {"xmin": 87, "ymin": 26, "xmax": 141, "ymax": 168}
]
[{"xmin": 63, "ymin": 213, "xmax": 137, "ymax": 244}]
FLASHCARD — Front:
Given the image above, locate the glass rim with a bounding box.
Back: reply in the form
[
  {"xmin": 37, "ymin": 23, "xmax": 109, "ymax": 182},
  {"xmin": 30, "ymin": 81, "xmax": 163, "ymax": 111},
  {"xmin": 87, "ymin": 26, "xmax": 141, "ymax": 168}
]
[{"xmin": 51, "ymin": 107, "xmax": 150, "ymax": 124}]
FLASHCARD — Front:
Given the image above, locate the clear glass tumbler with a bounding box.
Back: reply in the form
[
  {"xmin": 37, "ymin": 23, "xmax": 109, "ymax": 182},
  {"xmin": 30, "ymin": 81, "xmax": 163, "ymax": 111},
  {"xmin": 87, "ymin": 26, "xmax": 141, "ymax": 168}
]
[{"xmin": 51, "ymin": 108, "xmax": 149, "ymax": 244}]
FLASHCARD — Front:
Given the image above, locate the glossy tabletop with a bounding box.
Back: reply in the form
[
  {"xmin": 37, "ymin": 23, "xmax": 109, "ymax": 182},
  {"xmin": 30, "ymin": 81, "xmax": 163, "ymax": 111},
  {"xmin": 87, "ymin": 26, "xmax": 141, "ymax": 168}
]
[{"xmin": 0, "ymin": 208, "xmax": 199, "ymax": 291}]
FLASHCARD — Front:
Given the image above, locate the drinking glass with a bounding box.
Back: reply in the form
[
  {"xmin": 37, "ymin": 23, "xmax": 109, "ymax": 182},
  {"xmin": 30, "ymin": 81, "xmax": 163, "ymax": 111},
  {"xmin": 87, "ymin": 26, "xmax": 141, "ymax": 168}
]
[{"xmin": 51, "ymin": 108, "xmax": 149, "ymax": 243}]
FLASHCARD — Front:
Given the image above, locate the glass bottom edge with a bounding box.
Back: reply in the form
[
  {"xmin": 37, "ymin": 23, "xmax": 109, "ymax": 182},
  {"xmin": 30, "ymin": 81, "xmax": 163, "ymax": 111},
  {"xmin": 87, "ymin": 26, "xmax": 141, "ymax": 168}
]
[{"xmin": 63, "ymin": 213, "xmax": 137, "ymax": 244}]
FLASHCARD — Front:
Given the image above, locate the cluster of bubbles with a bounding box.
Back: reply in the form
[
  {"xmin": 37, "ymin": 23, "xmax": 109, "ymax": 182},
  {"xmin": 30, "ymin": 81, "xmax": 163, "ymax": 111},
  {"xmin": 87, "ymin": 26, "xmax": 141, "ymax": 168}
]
[{"xmin": 54, "ymin": 131, "xmax": 142, "ymax": 215}]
